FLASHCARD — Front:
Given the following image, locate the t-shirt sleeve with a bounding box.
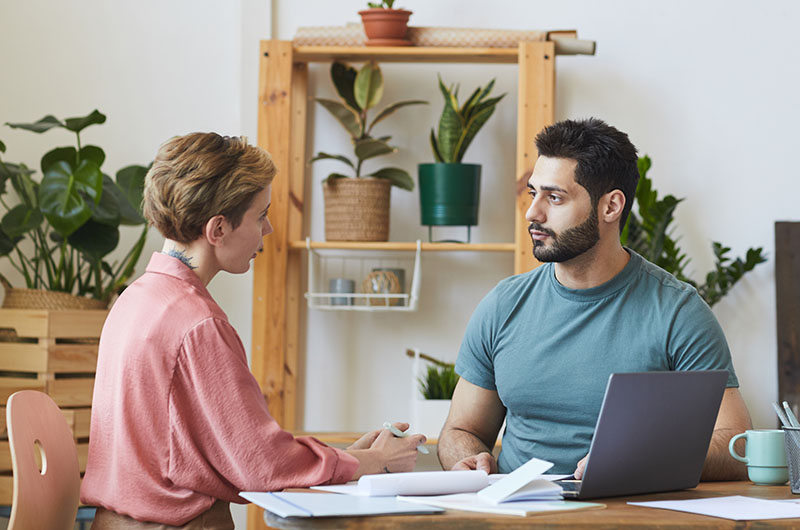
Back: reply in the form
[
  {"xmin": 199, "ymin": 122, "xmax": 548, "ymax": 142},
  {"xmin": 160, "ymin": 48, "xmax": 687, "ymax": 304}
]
[
  {"xmin": 455, "ymin": 287, "xmax": 501, "ymax": 391},
  {"xmin": 166, "ymin": 317, "xmax": 358, "ymax": 501},
  {"xmin": 668, "ymin": 292, "xmax": 739, "ymax": 387}
]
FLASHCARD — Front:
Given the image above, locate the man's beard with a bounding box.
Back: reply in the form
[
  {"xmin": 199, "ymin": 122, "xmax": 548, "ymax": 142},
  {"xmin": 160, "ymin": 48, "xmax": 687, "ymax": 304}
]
[{"xmin": 530, "ymin": 208, "xmax": 600, "ymax": 263}]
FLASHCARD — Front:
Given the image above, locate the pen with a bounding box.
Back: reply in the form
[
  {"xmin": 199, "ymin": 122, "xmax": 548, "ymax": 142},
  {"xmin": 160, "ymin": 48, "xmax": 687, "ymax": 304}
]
[
  {"xmin": 383, "ymin": 422, "xmax": 430, "ymax": 454},
  {"xmin": 782, "ymin": 401, "xmax": 800, "ymax": 428},
  {"xmin": 773, "ymin": 401, "xmax": 792, "ymax": 428}
]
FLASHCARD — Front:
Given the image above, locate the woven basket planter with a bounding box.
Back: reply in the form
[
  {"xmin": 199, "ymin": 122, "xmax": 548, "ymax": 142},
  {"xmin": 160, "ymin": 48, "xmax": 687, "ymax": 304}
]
[{"xmin": 323, "ymin": 178, "xmax": 391, "ymax": 242}]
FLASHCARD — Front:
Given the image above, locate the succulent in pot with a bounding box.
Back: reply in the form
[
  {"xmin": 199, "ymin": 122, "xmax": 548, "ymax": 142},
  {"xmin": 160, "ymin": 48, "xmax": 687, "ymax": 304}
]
[{"xmin": 358, "ymin": 0, "xmax": 413, "ymax": 47}]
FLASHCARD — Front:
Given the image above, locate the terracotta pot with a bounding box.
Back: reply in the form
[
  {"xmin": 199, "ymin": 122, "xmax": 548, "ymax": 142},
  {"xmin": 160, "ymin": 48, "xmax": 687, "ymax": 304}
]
[{"xmin": 358, "ymin": 8, "xmax": 412, "ymax": 46}]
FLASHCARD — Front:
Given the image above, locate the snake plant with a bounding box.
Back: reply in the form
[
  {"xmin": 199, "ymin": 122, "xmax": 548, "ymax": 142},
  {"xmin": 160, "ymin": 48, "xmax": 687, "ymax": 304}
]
[{"xmin": 430, "ymin": 76, "xmax": 506, "ymax": 163}]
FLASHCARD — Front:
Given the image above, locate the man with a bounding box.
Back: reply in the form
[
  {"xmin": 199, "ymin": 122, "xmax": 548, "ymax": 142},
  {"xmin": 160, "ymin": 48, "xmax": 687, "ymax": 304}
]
[{"xmin": 437, "ymin": 118, "xmax": 751, "ymax": 481}]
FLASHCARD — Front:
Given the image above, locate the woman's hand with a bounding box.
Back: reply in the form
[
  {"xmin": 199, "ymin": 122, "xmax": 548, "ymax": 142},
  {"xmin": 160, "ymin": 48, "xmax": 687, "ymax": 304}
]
[{"xmin": 345, "ymin": 423, "xmax": 426, "ymax": 479}]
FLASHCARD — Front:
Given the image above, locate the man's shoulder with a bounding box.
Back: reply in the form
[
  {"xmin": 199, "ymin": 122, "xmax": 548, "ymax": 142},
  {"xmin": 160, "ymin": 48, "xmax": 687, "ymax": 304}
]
[
  {"xmin": 632, "ymin": 251, "xmax": 698, "ymax": 299},
  {"xmin": 488, "ymin": 263, "xmax": 552, "ymax": 300}
]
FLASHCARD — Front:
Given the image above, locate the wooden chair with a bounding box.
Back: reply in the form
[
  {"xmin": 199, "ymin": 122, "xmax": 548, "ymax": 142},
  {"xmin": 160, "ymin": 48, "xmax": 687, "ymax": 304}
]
[{"xmin": 6, "ymin": 390, "xmax": 81, "ymax": 530}]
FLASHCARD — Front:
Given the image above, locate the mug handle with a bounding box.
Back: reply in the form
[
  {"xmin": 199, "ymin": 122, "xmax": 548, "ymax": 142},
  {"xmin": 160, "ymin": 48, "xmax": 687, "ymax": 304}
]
[{"xmin": 728, "ymin": 432, "xmax": 749, "ymax": 463}]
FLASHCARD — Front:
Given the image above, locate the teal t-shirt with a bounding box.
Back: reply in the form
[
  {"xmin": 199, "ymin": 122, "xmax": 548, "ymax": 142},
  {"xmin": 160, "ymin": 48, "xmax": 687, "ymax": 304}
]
[{"xmin": 455, "ymin": 250, "xmax": 738, "ymax": 474}]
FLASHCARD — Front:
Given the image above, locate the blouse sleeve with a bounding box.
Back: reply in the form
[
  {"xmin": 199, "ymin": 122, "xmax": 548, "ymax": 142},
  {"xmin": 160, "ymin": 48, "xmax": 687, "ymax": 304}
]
[{"xmin": 166, "ymin": 317, "xmax": 358, "ymax": 502}]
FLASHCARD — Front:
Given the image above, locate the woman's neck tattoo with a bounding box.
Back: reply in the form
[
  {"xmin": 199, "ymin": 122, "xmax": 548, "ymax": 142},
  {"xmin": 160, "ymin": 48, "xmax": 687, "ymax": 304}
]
[{"xmin": 163, "ymin": 248, "xmax": 197, "ymax": 270}]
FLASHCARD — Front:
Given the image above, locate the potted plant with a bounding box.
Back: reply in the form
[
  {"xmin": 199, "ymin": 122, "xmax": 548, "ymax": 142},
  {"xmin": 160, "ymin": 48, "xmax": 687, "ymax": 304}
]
[
  {"xmin": 0, "ymin": 110, "xmax": 149, "ymax": 309},
  {"xmin": 311, "ymin": 60, "xmax": 426, "ymax": 241},
  {"xmin": 622, "ymin": 155, "xmax": 766, "ymax": 307},
  {"xmin": 419, "ymin": 77, "xmax": 505, "ymax": 242},
  {"xmin": 358, "ymin": 0, "xmax": 413, "ymax": 47},
  {"xmin": 407, "ymin": 349, "xmax": 459, "ymax": 439}
]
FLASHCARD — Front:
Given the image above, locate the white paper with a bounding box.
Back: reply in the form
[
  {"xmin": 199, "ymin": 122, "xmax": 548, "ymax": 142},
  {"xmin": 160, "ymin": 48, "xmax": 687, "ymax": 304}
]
[
  {"xmin": 240, "ymin": 491, "xmax": 443, "ymax": 518},
  {"xmin": 478, "ymin": 457, "xmax": 555, "ymax": 504},
  {"xmin": 629, "ymin": 495, "xmax": 800, "ymax": 520},
  {"xmin": 312, "ymin": 470, "xmax": 489, "ymax": 496},
  {"xmin": 399, "ymin": 493, "xmax": 602, "ymax": 517}
]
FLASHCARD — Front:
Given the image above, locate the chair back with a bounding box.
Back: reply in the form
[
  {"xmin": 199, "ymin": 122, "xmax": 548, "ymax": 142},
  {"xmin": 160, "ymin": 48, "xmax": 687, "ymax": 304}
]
[{"xmin": 6, "ymin": 390, "xmax": 80, "ymax": 530}]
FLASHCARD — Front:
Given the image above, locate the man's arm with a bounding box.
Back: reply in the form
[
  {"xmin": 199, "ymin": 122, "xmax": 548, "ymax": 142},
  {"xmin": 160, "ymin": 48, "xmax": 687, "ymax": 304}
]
[
  {"xmin": 701, "ymin": 387, "xmax": 752, "ymax": 481},
  {"xmin": 437, "ymin": 378, "xmax": 506, "ymax": 473}
]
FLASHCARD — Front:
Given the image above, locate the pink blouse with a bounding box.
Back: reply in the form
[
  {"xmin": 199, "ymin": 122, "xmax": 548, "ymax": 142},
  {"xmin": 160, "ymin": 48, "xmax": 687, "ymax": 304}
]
[{"xmin": 81, "ymin": 253, "xmax": 357, "ymax": 525}]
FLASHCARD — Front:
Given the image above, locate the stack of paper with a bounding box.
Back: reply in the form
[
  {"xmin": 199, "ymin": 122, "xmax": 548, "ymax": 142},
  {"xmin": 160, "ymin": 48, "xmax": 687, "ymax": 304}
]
[
  {"xmin": 398, "ymin": 458, "xmax": 602, "ymax": 516},
  {"xmin": 315, "ymin": 457, "xmax": 604, "ymax": 517},
  {"xmin": 239, "ymin": 491, "xmax": 443, "ymax": 518}
]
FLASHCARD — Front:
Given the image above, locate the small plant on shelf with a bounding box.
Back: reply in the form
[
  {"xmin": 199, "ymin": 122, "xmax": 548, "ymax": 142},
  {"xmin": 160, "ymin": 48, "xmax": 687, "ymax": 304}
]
[
  {"xmin": 418, "ymin": 357, "xmax": 459, "ymax": 400},
  {"xmin": 367, "ymin": 0, "xmax": 397, "ymax": 7}
]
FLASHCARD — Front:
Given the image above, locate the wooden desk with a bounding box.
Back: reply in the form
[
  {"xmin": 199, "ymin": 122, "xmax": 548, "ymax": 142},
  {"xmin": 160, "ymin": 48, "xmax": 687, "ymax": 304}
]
[{"xmin": 263, "ymin": 482, "xmax": 798, "ymax": 529}]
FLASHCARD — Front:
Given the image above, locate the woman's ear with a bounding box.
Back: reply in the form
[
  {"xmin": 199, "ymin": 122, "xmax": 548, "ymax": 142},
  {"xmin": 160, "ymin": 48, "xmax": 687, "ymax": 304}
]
[
  {"xmin": 600, "ymin": 189, "xmax": 626, "ymax": 225},
  {"xmin": 203, "ymin": 214, "xmax": 227, "ymax": 248}
]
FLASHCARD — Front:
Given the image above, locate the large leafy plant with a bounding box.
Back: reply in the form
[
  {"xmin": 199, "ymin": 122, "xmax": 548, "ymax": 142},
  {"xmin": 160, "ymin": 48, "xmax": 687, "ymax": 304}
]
[
  {"xmin": 0, "ymin": 110, "xmax": 149, "ymax": 303},
  {"xmin": 310, "ymin": 61, "xmax": 426, "ymax": 191},
  {"xmin": 430, "ymin": 77, "xmax": 505, "ymax": 163},
  {"xmin": 621, "ymin": 155, "xmax": 766, "ymax": 307}
]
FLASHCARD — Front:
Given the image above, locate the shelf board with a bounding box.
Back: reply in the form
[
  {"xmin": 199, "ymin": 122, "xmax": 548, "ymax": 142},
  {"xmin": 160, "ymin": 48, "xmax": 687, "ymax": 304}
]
[
  {"xmin": 289, "ymin": 240, "xmax": 515, "ymax": 252},
  {"xmin": 292, "ymin": 45, "xmax": 521, "ymax": 64}
]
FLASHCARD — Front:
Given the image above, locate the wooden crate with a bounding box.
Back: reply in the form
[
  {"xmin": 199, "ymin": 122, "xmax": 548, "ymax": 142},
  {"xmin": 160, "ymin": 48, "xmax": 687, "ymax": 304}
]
[{"xmin": 0, "ymin": 308, "xmax": 106, "ymax": 503}]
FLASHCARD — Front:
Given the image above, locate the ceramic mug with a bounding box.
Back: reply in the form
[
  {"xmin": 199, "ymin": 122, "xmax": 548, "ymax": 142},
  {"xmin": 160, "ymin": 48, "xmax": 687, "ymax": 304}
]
[
  {"xmin": 328, "ymin": 278, "xmax": 355, "ymax": 306},
  {"xmin": 729, "ymin": 429, "xmax": 789, "ymax": 485}
]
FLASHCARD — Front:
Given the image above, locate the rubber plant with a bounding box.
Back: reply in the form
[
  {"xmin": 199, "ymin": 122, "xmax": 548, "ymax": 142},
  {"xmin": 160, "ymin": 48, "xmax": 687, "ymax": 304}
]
[
  {"xmin": 0, "ymin": 110, "xmax": 149, "ymax": 303},
  {"xmin": 310, "ymin": 60, "xmax": 426, "ymax": 191},
  {"xmin": 621, "ymin": 155, "xmax": 767, "ymax": 307}
]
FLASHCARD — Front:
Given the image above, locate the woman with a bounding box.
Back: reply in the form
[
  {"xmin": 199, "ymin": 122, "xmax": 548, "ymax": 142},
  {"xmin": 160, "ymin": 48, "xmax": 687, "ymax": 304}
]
[{"xmin": 81, "ymin": 132, "xmax": 425, "ymax": 529}]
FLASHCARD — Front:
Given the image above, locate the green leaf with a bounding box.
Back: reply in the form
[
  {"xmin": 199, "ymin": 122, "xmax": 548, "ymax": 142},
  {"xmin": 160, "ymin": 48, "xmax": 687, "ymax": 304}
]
[
  {"xmin": 316, "ymin": 98, "xmax": 361, "ymax": 139},
  {"xmin": 63, "ymin": 110, "xmax": 106, "ymax": 133},
  {"xmin": 1, "ymin": 204, "xmax": 43, "ymax": 237},
  {"xmin": 430, "ymin": 129, "xmax": 443, "ymax": 163},
  {"xmin": 79, "ymin": 145, "xmax": 106, "ymax": 167},
  {"xmin": 41, "ymin": 146, "xmax": 78, "ymax": 174},
  {"xmin": 0, "ymin": 226, "xmax": 22, "ymax": 256},
  {"xmin": 354, "ymin": 138, "xmax": 395, "ymax": 162},
  {"xmin": 116, "ymin": 164, "xmax": 147, "ymax": 218},
  {"xmin": 309, "ymin": 152, "xmax": 355, "ymax": 168},
  {"xmin": 0, "ymin": 139, "xmax": 5, "ymax": 153},
  {"xmin": 6, "ymin": 115, "xmax": 64, "ymax": 133},
  {"xmin": 367, "ymin": 167, "xmax": 414, "ymax": 191},
  {"xmin": 331, "ymin": 62, "xmax": 360, "ymax": 112},
  {"xmin": 436, "ymin": 76, "xmax": 463, "ymax": 163},
  {"xmin": 68, "ymin": 219, "xmax": 119, "ymax": 261},
  {"xmin": 453, "ymin": 103, "xmax": 497, "ymax": 162},
  {"xmin": 367, "ymin": 100, "xmax": 427, "ymax": 134},
  {"xmin": 39, "ymin": 160, "xmax": 102, "ymax": 235},
  {"xmin": 86, "ymin": 175, "xmax": 122, "ymax": 226},
  {"xmin": 354, "ymin": 61, "xmax": 384, "ymax": 111}
]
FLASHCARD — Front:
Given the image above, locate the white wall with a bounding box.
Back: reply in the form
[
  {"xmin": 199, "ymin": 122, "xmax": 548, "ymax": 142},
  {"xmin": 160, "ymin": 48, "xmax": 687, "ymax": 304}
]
[
  {"xmin": 276, "ymin": 0, "xmax": 800, "ymax": 433},
  {"xmin": 1, "ymin": 0, "xmax": 798, "ymax": 526}
]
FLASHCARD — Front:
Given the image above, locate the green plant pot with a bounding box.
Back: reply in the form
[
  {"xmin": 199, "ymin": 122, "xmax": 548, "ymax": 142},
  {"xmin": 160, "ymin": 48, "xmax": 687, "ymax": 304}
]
[{"xmin": 418, "ymin": 163, "xmax": 481, "ymax": 226}]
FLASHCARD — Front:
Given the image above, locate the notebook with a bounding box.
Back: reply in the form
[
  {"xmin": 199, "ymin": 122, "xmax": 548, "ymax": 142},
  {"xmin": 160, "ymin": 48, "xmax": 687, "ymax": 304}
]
[{"xmin": 556, "ymin": 370, "xmax": 728, "ymax": 499}]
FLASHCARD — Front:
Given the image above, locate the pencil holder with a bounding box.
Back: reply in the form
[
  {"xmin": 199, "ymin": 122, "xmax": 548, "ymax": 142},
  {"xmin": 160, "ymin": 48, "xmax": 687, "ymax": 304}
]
[{"xmin": 783, "ymin": 427, "xmax": 800, "ymax": 494}]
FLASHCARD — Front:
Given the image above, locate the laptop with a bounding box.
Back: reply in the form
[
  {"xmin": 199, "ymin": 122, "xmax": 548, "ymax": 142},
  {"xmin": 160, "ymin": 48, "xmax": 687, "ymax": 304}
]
[{"xmin": 556, "ymin": 370, "xmax": 728, "ymax": 499}]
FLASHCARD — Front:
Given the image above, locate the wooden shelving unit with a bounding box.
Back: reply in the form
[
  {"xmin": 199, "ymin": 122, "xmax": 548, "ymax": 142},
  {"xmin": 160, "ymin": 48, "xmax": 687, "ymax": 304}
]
[{"xmin": 249, "ymin": 39, "xmax": 558, "ymax": 529}]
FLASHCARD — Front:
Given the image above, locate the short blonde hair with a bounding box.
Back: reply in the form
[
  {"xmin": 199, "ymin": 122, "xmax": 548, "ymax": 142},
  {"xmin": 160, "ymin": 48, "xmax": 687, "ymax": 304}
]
[{"xmin": 143, "ymin": 132, "xmax": 276, "ymax": 243}]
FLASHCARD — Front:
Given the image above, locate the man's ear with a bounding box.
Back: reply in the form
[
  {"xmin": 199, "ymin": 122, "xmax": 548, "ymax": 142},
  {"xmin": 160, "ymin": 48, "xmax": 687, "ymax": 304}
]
[
  {"xmin": 203, "ymin": 214, "xmax": 227, "ymax": 247},
  {"xmin": 600, "ymin": 189, "xmax": 626, "ymax": 225}
]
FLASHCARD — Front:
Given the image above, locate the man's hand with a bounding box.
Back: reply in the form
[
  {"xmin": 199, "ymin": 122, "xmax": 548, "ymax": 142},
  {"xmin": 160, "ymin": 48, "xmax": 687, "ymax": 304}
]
[
  {"xmin": 452, "ymin": 451, "xmax": 498, "ymax": 474},
  {"xmin": 573, "ymin": 454, "xmax": 588, "ymax": 480}
]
